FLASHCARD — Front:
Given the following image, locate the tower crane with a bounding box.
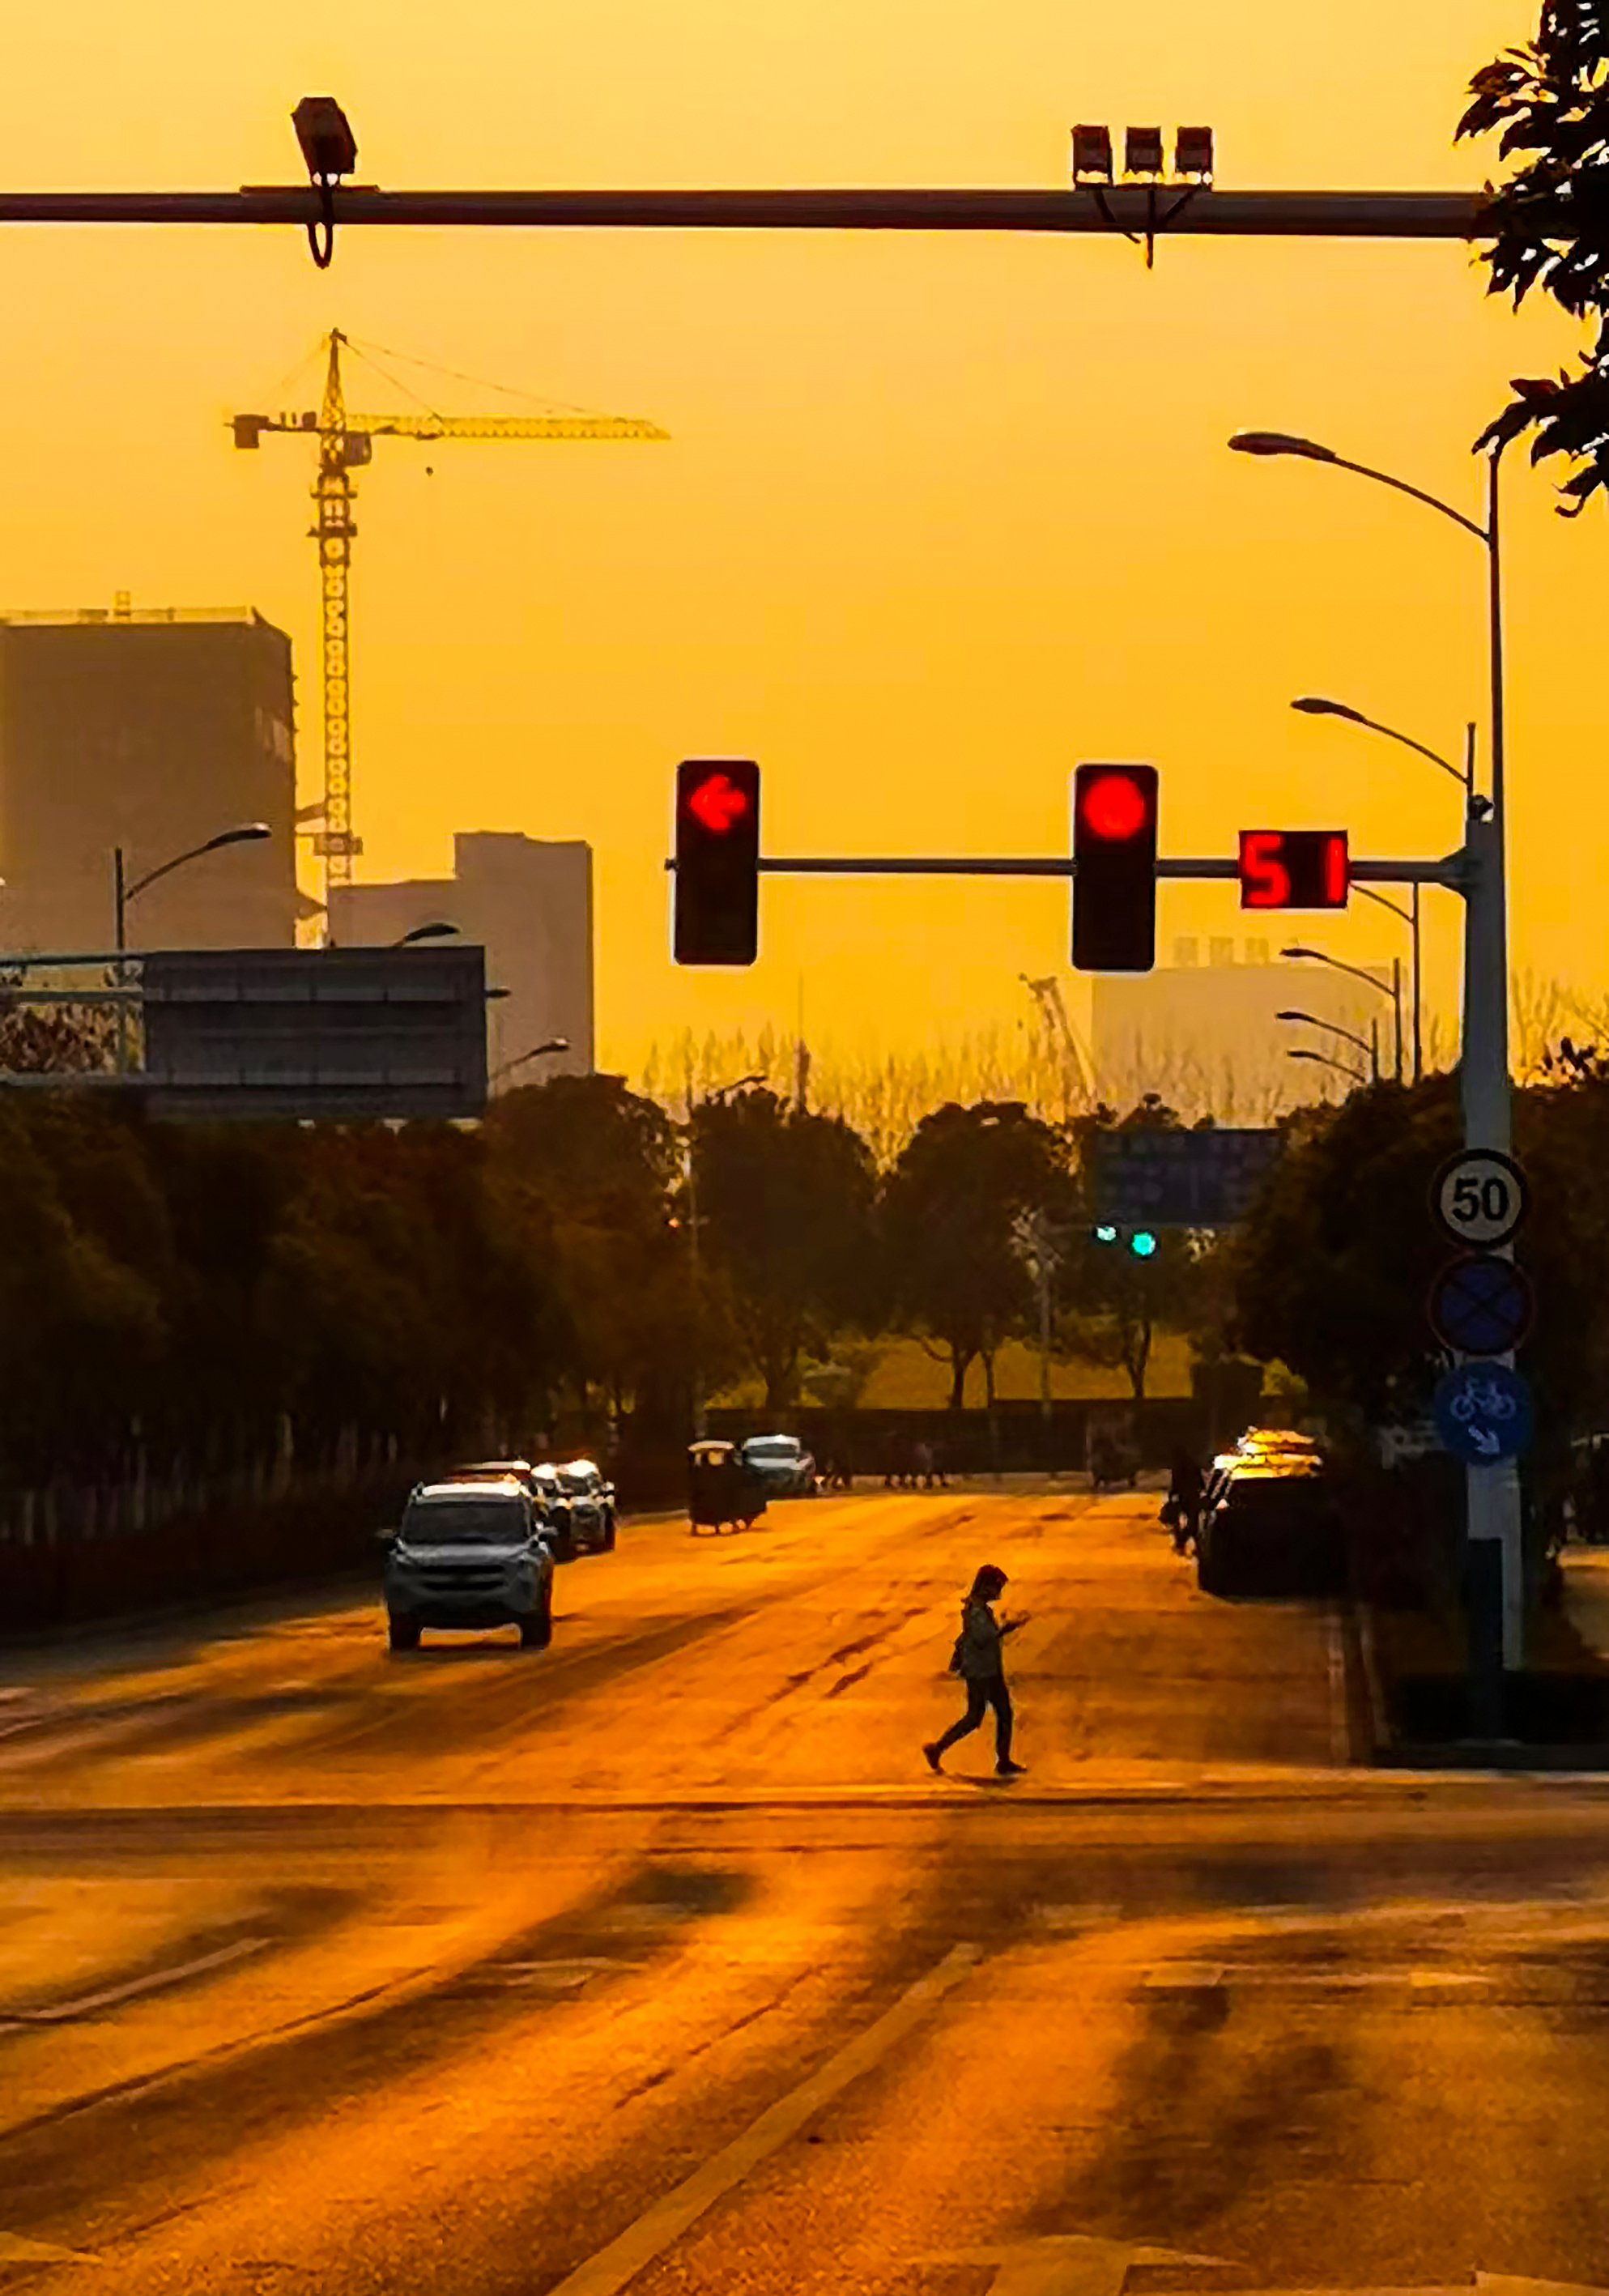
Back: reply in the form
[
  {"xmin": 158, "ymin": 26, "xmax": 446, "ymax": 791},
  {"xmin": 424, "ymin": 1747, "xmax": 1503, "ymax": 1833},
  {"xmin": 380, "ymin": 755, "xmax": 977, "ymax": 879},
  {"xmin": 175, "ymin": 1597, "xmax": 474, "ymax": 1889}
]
[
  {"xmin": 1020, "ymin": 973, "xmax": 1097, "ymax": 1115},
  {"xmin": 231, "ymin": 329, "xmax": 668, "ymax": 897}
]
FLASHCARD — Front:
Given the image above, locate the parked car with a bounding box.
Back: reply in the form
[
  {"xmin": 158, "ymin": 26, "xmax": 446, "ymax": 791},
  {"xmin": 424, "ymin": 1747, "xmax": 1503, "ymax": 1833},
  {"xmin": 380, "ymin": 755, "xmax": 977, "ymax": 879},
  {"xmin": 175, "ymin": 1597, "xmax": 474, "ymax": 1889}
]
[
  {"xmin": 739, "ymin": 1433, "xmax": 819, "ymax": 1497},
  {"xmin": 551, "ymin": 1459, "xmax": 617, "ymax": 1555},
  {"xmin": 382, "ymin": 1479, "xmax": 555, "ymax": 1651},
  {"xmin": 1195, "ymin": 1459, "xmax": 1345, "ymax": 1598},
  {"xmin": 527, "ymin": 1463, "xmax": 580, "ymax": 1559}
]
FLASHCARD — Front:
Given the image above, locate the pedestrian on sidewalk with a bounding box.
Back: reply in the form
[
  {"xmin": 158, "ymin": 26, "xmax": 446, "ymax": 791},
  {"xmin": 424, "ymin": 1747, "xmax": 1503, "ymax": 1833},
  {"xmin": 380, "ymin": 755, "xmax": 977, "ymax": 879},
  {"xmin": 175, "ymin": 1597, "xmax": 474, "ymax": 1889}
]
[
  {"xmin": 1164, "ymin": 1445, "xmax": 1204, "ymax": 1556},
  {"xmin": 924, "ymin": 1563, "xmax": 1028, "ymax": 1778}
]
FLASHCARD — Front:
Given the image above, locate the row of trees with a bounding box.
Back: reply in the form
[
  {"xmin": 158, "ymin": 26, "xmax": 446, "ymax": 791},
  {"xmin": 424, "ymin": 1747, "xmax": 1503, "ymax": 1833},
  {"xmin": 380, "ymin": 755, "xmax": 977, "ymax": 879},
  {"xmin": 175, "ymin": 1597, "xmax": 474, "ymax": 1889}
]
[
  {"xmin": 0, "ymin": 1076, "xmax": 1219, "ymax": 1489},
  {"xmin": 634, "ymin": 978, "xmax": 1605, "ymax": 1157}
]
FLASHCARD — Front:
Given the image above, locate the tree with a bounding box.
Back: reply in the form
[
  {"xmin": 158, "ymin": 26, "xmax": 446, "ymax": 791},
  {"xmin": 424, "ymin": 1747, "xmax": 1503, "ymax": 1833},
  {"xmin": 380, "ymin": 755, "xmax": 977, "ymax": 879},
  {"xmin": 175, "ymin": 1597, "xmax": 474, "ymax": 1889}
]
[
  {"xmin": 882, "ymin": 1101, "xmax": 1072, "ymax": 1409},
  {"xmin": 1227, "ymin": 1075, "xmax": 1607, "ymax": 1445},
  {"xmin": 1458, "ymin": 4, "xmax": 1609, "ymax": 512},
  {"xmin": 694, "ymin": 1090, "xmax": 878, "ymax": 1412},
  {"xmin": 484, "ymin": 1074, "xmax": 690, "ymax": 1428}
]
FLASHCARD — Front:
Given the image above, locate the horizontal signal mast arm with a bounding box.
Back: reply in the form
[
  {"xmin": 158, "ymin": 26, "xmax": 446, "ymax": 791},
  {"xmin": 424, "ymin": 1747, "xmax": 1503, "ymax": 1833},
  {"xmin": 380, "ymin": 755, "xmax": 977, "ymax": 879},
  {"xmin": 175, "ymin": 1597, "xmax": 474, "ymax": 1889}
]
[
  {"xmin": 666, "ymin": 853, "xmax": 1467, "ymax": 884},
  {"xmin": 0, "ymin": 185, "xmax": 1562, "ymax": 240}
]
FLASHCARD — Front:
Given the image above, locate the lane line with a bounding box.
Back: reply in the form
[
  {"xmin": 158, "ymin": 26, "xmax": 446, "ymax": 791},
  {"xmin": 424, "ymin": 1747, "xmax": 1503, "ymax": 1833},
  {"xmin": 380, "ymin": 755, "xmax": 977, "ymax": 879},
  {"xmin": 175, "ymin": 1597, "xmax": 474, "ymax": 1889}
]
[
  {"xmin": 2, "ymin": 1936, "xmax": 269, "ymax": 2026},
  {"xmin": 544, "ymin": 1941, "xmax": 981, "ymax": 2296}
]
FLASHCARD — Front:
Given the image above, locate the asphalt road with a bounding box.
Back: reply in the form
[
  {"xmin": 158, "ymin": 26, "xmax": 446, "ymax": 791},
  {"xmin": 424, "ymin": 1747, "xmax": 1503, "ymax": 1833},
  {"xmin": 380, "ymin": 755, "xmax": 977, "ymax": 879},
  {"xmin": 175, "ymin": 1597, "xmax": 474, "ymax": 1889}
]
[{"xmin": 3, "ymin": 1488, "xmax": 1609, "ymax": 2295}]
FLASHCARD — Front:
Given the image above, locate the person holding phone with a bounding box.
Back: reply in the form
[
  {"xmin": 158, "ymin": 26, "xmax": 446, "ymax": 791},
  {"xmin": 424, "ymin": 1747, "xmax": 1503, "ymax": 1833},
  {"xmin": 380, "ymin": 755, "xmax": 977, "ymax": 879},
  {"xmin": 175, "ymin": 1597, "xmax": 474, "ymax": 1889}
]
[{"xmin": 924, "ymin": 1562, "xmax": 1028, "ymax": 1778}]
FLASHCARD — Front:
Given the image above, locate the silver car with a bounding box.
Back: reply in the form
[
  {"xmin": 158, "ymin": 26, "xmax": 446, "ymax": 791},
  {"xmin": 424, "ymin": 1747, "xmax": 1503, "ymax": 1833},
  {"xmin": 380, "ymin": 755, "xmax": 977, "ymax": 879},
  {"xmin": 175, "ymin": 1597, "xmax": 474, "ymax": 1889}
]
[
  {"xmin": 739, "ymin": 1433, "xmax": 818, "ymax": 1497},
  {"xmin": 383, "ymin": 1480, "xmax": 556, "ymax": 1652}
]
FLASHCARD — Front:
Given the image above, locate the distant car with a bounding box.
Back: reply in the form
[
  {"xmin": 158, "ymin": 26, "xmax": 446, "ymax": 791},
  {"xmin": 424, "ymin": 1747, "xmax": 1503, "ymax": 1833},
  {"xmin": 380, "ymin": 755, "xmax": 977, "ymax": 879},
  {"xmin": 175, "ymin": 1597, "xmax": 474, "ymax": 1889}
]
[
  {"xmin": 1196, "ymin": 1459, "xmax": 1344, "ymax": 1598},
  {"xmin": 382, "ymin": 1479, "xmax": 555, "ymax": 1651},
  {"xmin": 551, "ymin": 1459, "xmax": 617, "ymax": 1556},
  {"xmin": 739, "ymin": 1434, "xmax": 818, "ymax": 1497}
]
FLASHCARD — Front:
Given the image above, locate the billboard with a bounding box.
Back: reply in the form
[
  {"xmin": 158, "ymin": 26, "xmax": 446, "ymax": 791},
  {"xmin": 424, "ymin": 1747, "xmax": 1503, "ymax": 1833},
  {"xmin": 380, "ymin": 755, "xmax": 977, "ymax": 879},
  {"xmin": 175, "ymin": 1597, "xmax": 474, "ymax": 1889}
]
[
  {"xmin": 138, "ymin": 945, "xmax": 487, "ymax": 1122},
  {"xmin": 1090, "ymin": 1127, "xmax": 1282, "ymax": 1229}
]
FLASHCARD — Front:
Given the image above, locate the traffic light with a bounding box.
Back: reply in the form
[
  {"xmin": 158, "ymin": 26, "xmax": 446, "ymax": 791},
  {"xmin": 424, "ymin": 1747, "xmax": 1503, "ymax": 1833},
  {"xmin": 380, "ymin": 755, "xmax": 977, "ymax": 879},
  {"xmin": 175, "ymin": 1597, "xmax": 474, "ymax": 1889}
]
[
  {"xmin": 1072, "ymin": 763, "xmax": 1158, "ymax": 973},
  {"xmin": 674, "ymin": 759, "xmax": 760, "ymax": 965}
]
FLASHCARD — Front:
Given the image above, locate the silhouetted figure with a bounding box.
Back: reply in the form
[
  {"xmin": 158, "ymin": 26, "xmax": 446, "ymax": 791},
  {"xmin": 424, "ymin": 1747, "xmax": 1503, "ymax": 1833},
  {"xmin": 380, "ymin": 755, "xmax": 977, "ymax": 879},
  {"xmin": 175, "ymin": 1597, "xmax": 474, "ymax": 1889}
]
[
  {"xmin": 924, "ymin": 1563, "xmax": 1028, "ymax": 1778},
  {"xmin": 1165, "ymin": 1446, "xmax": 1204, "ymax": 1555}
]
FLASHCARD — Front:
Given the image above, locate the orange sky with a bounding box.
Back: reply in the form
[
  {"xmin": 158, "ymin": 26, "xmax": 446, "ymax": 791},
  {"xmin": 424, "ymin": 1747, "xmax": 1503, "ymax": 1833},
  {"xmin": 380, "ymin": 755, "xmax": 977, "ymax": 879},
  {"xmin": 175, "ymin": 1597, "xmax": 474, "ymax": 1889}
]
[{"xmin": 2, "ymin": 1, "xmax": 1603, "ymax": 1073}]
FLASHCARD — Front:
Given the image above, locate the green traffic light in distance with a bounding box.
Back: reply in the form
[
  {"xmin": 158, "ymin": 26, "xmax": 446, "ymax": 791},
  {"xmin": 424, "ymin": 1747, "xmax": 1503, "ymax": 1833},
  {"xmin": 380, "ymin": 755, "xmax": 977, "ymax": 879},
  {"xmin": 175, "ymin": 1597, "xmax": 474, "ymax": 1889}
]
[
  {"xmin": 1093, "ymin": 1224, "xmax": 1120, "ymax": 1245},
  {"xmin": 1130, "ymin": 1230, "xmax": 1159, "ymax": 1258}
]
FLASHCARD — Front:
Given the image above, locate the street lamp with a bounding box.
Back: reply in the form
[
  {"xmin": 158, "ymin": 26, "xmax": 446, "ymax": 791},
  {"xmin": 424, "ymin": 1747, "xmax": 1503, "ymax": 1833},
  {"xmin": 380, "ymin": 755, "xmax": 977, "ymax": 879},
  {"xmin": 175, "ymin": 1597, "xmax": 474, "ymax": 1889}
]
[
  {"xmin": 1275, "ymin": 1007, "xmax": 1378, "ymax": 1069},
  {"xmin": 489, "ymin": 1035, "xmax": 569, "ymax": 1084},
  {"xmin": 1289, "ymin": 696, "xmax": 1483, "ymax": 1084},
  {"xmin": 1287, "ymin": 1046, "xmax": 1367, "ymax": 1087},
  {"xmin": 111, "ymin": 822, "xmax": 273, "ymax": 1075},
  {"xmin": 1235, "ymin": 416, "xmax": 1523, "ymax": 1689},
  {"xmin": 394, "ymin": 921, "xmax": 458, "ymax": 947},
  {"xmin": 1280, "ymin": 947, "xmax": 1398, "ymax": 1082},
  {"xmin": 113, "ymin": 823, "xmax": 273, "ymax": 953}
]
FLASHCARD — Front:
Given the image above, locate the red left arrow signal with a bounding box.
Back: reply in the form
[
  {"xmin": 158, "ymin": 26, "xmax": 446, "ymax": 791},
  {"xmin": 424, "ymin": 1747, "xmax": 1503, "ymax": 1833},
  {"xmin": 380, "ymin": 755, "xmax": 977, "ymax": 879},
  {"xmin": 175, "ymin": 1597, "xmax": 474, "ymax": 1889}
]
[{"xmin": 688, "ymin": 771, "xmax": 751, "ymax": 834}]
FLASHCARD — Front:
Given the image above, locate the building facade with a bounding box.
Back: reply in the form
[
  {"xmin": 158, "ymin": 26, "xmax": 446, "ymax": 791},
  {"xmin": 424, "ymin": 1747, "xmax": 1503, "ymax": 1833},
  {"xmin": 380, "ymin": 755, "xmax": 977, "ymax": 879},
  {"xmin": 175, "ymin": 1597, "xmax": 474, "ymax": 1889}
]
[
  {"xmin": 1091, "ymin": 935, "xmax": 1402, "ymax": 1119},
  {"xmin": 328, "ymin": 832, "xmax": 594, "ymax": 1085},
  {"xmin": 0, "ymin": 602, "xmax": 302, "ymax": 955}
]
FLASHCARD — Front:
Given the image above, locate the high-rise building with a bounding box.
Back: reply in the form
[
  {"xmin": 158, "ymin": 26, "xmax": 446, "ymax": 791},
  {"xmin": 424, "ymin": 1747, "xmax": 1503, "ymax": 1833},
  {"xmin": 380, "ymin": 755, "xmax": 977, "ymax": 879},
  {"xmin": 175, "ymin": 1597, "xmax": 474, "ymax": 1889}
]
[
  {"xmin": 0, "ymin": 601, "xmax": 304, "ymax": 954},
  {"xmin": 328, "ymin": 832, "xmax": 594, "ymax": 1085},
  {"xmin": 1092, "ymin": 938, "xmax": 1401, "ymax": 1119}
]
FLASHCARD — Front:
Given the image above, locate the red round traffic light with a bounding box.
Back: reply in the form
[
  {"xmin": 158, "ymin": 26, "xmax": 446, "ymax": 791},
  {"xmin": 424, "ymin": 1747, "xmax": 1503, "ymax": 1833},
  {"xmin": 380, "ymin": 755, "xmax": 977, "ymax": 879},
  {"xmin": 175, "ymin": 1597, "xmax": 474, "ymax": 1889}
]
[{"xmin": 1080, "ymin": 772, "xmax": 1148, "ymax": 841}]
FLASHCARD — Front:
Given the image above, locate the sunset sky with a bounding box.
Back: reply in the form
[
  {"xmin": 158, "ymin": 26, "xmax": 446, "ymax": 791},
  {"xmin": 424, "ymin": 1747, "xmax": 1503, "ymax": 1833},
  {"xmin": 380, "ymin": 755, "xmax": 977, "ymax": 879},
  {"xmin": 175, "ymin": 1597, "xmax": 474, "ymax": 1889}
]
[{"xmin": 2, "ymin": 0, "xmax": 1603, "ymax": 1073}]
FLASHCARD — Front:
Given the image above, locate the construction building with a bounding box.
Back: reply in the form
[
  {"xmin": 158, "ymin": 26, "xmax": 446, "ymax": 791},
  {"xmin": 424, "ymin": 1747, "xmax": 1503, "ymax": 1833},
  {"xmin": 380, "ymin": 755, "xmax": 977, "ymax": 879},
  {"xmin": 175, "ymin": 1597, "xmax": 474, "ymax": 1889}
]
[
  {"xmin": 0, "ymin": 600, "xmax": 303, "ymax": 954},
  {"xmin": 1091, "ymin": 935, "xmax": 1402, "ymax": 1120},
  {"xmin": 328, "ymin": 833, "xmax": 594, "ymax": 1085}
]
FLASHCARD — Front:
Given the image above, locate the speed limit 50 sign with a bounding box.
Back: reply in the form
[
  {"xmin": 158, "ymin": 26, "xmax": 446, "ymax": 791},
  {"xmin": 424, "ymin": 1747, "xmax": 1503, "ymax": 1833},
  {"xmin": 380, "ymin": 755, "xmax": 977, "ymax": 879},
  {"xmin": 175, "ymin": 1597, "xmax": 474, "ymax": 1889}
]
[{"xmin": 1431, "ymin": 1148, "xmax": 1530, "ymax": 1252}]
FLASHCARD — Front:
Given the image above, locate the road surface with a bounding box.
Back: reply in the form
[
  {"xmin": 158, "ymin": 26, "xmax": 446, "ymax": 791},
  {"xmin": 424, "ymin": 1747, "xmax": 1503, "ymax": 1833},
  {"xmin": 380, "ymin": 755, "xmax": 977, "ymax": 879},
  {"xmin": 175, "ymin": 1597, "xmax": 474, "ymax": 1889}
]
[{"xmin": 2, "ymin": 1488, "xmax": 1609, "ymax": 2294}]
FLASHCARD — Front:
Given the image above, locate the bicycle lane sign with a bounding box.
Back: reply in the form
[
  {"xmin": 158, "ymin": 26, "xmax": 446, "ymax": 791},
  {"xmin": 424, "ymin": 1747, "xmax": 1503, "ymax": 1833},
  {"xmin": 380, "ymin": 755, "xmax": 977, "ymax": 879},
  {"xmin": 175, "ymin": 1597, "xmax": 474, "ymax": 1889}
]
[{"xmin": 1432, "ymin": 1360, "xmax": 1535, "ymax": 1463}]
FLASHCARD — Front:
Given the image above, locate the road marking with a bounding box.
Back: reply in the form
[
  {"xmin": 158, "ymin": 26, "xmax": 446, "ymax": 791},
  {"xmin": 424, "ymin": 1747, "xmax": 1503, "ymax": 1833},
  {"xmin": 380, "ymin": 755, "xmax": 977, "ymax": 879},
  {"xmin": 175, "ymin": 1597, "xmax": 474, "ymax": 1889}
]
[
  {"xmin": 475, "ymin": 1957, "xmax": 628, "ymax": 1991},
  {"xmin": 1143, "ymin": 1965, "xmax": 1491, "ymax": 1993},
  {"xmin": 921, "ymin": 2232, "xmax": 1231, "ymax": 2296},
  {"xmin": 0, "ymin": 2232, "xmax": 102, "ymax": 2264},
  {"xmin": 0, "ymin": 1936, "xmax": 268, "ymax": 2026},
  {"xmin": 544, "ymin": 1941, "xmax": 980, "ymax": 2296}
]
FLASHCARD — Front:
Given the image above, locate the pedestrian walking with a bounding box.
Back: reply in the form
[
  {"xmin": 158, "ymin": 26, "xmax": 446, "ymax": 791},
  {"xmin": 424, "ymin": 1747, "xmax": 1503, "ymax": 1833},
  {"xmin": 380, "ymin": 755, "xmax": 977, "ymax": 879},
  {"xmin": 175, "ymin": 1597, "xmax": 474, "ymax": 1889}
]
[
  {"xmin": 1164, "ymin": 1444, "xmax": 1204, "ymax": 1556},
  {"xmin": 924, "ymin": 1563, "xmax": 1028, "ymax": 1778}
]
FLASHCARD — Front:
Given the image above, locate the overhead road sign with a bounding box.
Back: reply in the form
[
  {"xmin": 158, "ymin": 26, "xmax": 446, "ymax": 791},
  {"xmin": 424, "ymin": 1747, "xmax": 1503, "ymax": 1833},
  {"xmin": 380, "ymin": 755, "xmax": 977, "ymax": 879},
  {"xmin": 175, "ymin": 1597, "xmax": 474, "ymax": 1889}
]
[
  {"xmin": 1431, "ymin": 1148, "xmax": 1529, "ymax": 1251},
  {"xmin": 1427, "ymin": 1254, "xmax": 1535, "ymax": 1358},
  {"xmin": 1433, "ymin": 1361, "xmax": 1535, "ymax": 1465},
  {"xmin": 138, "ymin": 945, "xmax": 488, "ymax": 1122},
  {"xmin": 1091, "ymin": 1128, "xmax": 1281, "ymax": 1229}
]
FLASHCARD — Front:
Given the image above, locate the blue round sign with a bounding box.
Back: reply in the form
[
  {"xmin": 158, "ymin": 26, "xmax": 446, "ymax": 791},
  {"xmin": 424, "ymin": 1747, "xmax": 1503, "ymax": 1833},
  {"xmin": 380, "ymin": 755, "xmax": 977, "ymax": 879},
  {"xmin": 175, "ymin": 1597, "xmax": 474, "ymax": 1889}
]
[{"xmin": 1432, "ymin": 1361, "xmax": 1535, "ymax": 1463}]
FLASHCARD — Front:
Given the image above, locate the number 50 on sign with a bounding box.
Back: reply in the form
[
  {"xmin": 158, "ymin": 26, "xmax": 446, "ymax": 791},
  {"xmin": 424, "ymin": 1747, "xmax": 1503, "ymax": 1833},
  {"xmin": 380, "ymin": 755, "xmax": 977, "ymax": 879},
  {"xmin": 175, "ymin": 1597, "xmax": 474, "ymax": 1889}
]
[{"xmin": 1431, "ymin": 1149, "xmax": 1530, "ymax": 1252}]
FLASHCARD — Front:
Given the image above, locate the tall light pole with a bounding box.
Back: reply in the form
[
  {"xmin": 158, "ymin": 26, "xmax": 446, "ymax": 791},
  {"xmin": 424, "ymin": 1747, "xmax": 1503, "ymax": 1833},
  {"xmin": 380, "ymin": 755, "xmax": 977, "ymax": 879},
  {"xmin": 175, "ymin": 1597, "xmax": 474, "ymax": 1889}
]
[
  {"xmin": 112, "ymin": 822, "xmax": 273, "ymax": 1074},
  {"xmin": 1235, "ymin": 424, "xmax": 1522, "ymax": 1693},
  {"xmin": 1292, "ymin": 696, "xmax": 1480, "ymax": 1086},
  {"xmin": 1280, "ymin": 945, "xmax": 1399, "ymax": 1082}
]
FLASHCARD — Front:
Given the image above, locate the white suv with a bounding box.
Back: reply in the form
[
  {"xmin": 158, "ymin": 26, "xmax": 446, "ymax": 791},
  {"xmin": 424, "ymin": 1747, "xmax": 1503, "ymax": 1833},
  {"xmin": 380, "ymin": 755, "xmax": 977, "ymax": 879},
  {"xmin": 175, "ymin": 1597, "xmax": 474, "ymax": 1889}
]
[{"xmin": 383, "ymin": 1480, "xmax": 555, "ymax": 1652}]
